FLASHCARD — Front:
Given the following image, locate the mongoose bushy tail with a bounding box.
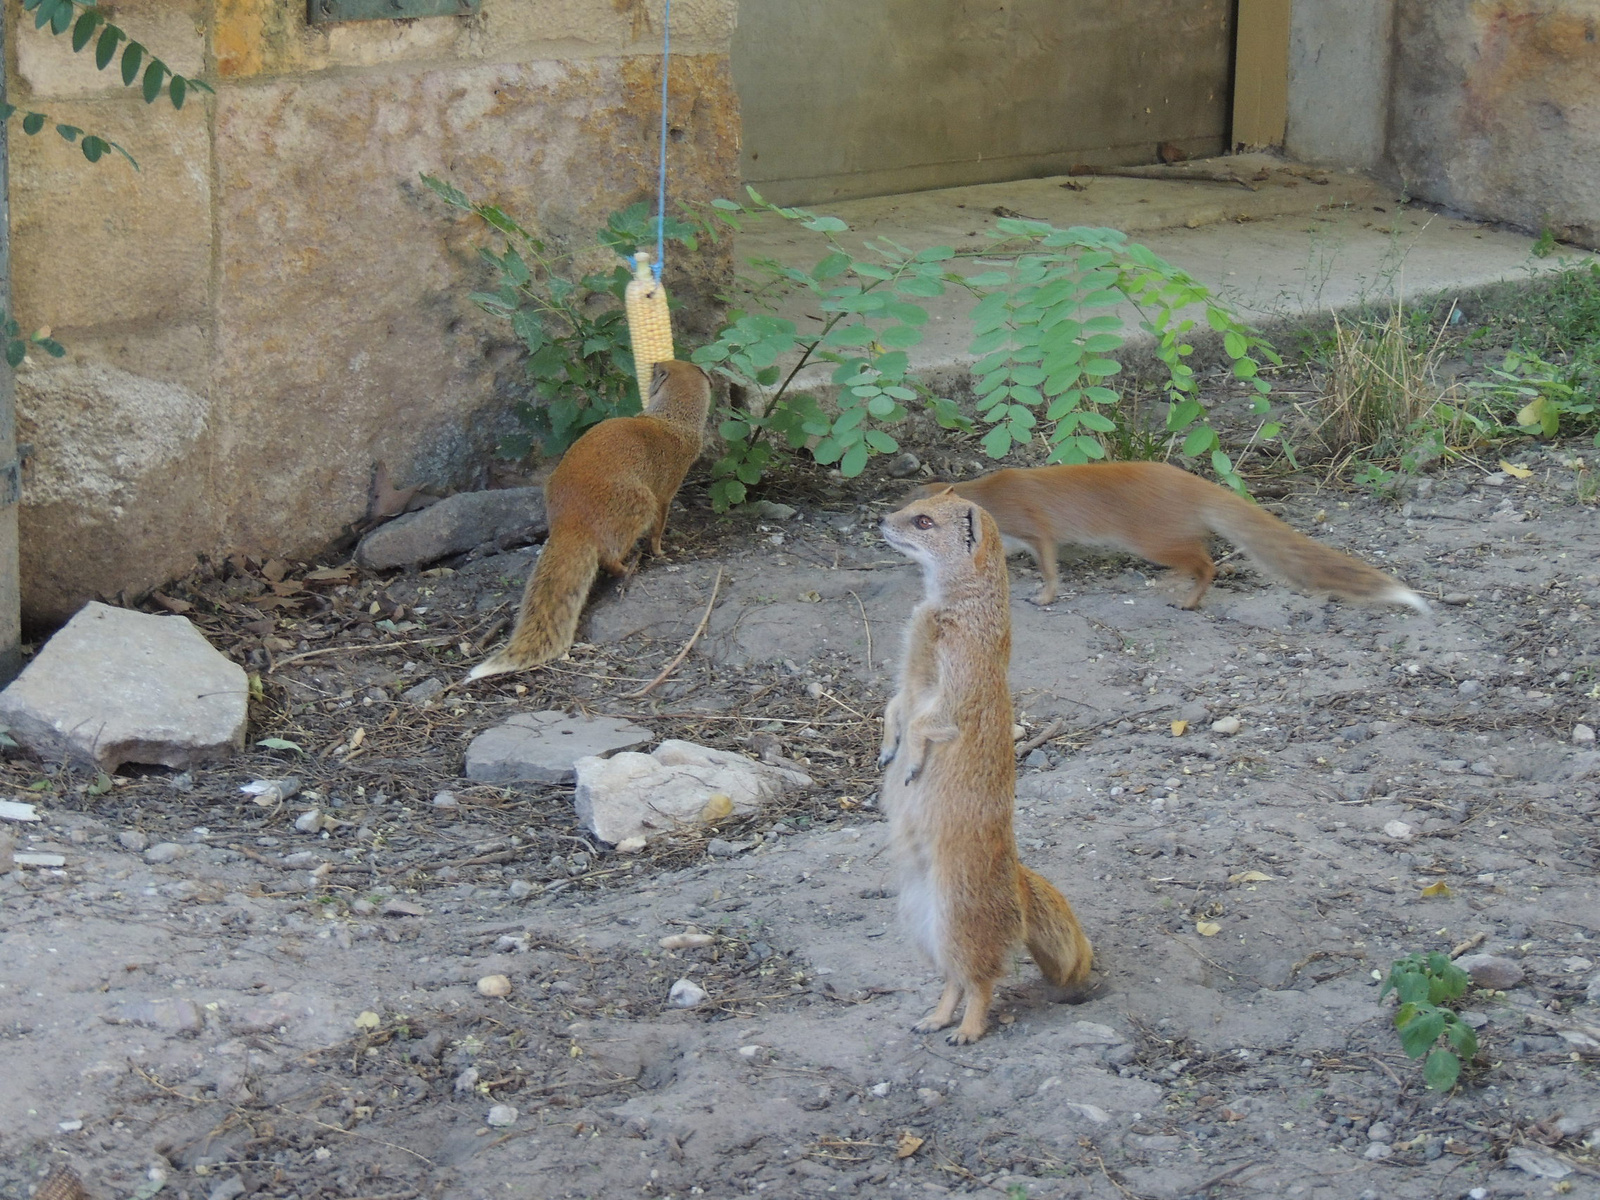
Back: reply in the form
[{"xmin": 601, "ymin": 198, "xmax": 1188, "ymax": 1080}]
[
  {"xmin": 1201, "ymin": 494, "xmax": 1429, "ymax": 613},
  {"xmin": 1019, "ymin": 865, "xmax": 1093, "ymax": 987},
  {"xmin": 468, "ymin": 360, "xmax": 711, "ymax": 680}
]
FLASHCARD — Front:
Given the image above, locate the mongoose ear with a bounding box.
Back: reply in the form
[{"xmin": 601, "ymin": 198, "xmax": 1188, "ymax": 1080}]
[
  {"xmin": 934, "ymin": 485, "xmax": 957, "ymax": 497},
  {"xmin": 648, "ymin": 361, "xmax": 670, "ymax": 403}
]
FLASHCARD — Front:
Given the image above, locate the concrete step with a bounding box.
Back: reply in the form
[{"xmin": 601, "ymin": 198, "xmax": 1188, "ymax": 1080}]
[{"xmin": 726, "ymin": 155, "xmax": 1591, "ymax": 391}]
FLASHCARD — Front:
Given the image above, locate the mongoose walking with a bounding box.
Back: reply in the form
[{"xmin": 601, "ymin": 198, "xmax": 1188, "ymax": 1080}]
[
  {"xmin": 469, "ymin": 360, "xmax": 712, "ymax": 680},
  {"xmin": 878, "ymin": 487, "xmax": 1093, "ymax": 1044},
  {"xmin": 916, "ymin": 461, "xmax": 1428, "ymax": 612}
]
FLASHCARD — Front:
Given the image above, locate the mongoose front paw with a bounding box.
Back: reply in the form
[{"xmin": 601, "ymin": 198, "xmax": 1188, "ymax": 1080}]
[
  {"xmin": 903, "ymin": 762, "xmax": 923, "ymax": 785},
  {"xmin": 876, "ymin": 746, "xmax": 896, "ymax": 769},
  {"xmin": 911, "ymin": 1016, "xmax": 950, "ymax": 1034},
  {"xmin": 945, "ymin": 1029, "xmax": 983, "ymax": 1046}
]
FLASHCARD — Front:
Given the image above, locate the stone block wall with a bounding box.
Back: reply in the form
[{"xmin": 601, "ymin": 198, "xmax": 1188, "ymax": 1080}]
[
  {"xmin": 1389, "ymin": 0, "xmax": 1600, "ymax": 248},
  {"xmin": 10, "ymin": 0, "xmax": 739, "ymax": 625}
]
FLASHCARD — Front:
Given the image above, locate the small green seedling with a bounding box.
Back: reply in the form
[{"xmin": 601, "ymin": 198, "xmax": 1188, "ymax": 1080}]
[{"xmin": 1380, "ymin": 952, "xmax": 1478, "ymax": 1091}]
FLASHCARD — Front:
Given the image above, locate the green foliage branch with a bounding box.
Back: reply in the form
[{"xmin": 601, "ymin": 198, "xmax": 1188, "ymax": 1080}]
[
  {"xmin": 422, "ymin": 174, "xmax": 697, "ymax": 457},
  {"xmin": 12, "ymin": 0, "xmax": 213, "ymax": 169},
  {"xmin": 1380, "ymin": 952, "xmax": 1478, "ymax": 1091},
  {"xmin": 690, "ymin": 191, "xmax": 1282, "ymax": 509}
]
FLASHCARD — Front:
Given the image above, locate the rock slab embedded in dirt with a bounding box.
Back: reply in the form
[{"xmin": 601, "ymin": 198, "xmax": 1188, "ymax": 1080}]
[
  {"xmin": 464, "ymin": 711, "xmax": 654, "ymax": 784},
  {"xmin": 0, "ymin": 601, "xmax": 248, "ymax": 772},
  {"xmin": 573, "ymin": 739, "xmax": 813, "ymax": 844},
  {"xmin": 1457, "ymin": 953, "xmax": 1525, "ymax": 990},
  {"xmin": 354, "ymin": 487, "xmax": 547, "ymax": 569}
]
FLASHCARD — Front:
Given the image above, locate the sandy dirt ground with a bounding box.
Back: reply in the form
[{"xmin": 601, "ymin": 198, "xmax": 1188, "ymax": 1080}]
[{"xmin": 3, "ymin": 423, "xmax": 1599, "ymax": 1200}]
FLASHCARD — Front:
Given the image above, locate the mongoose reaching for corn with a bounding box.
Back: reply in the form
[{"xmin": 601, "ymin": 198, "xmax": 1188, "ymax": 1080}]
[
  {"xmin": 915, "ymin": 461, "xmax": 1428, "ymax": 612},
  {"xmin": 469, "ymin": 360, "xmax": 712, "ymax": 680},
  {"xmin": 878, "ymin": 487, "xmax": 1093, "ymax": 1044}
]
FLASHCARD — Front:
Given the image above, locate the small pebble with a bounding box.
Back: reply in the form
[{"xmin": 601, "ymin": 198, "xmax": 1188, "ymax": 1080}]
[
  {"xmin": 58, "ymin": 1119, "xmax": 83, "ymax": 1133},
  {"xmin": 668, "ymin": 978, "xmax": 707, "ymax": 1008},
  {"xmin": 1382, "ymin": 820, "xmax": 1413, "ymax": 840},
  {"xmin": 738, "ymin": 1045, "xmax": 763, "ymax": 1058},
  {"xmin": 143, "ymin": 842, "xmax": 186, "ymax": 864},
  {"xmin": 293, "ymin": 809, "xmax": 323, "ymax": 833},
  {"xmin": 507, "ymin": 879, "xmax": 536, "ymax": 900},
  {"xmin": 1024, "ymin": 749, "xmax": 1049, "ymax": 769},
  {"xmin": 1456, "ymin": 953, "xmax": 1524, "ymax": 990},
  {"xmin": 1574, "ymin": 724, "xmax": 1597, "ymax": 745},
  {"xmin": 453, "ymin": 1067, "xmax": 479, "ymax": 1094},
  {"xmin": 431, "ymin": 791, "xmax": 459, "ymax": 809},
  {"xmin": 1457, "ymin": 679, "xmax": 1483, "ymax": 696},
  {"xmin": 1367, "ymin": 1121, "xmax": 1393, "ymax": 1143},
  {"xmin": 885, "ymin": 451, "xmax": 922, "ymax": 478},
  {"xmin": 1363, "ymin": 1143, "xmax": 1391, "ymax": 1160},
  {"xmin": 614, "ymin": 836, "xmax": 648, "ymax": 854},
  {"xmin": 485, "ymin": 1104, "xmax": 518, "ymax": 1128},
  {"xmin": 659, "ymin": 932, "xmax": 715, "ymax": 950},
  {"xmin": 119, "ymin": 830, "xmax": 149, "ymax": 852},
  {"xmin": 1210, "ymin": 716, "xmax": 1241, "ymax": 735},
  {"xmin": 477, "ymin": 974, "xmax": 512, "ymax": 998}
]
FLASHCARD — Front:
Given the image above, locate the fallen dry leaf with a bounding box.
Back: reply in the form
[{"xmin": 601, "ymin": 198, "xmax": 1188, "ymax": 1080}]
[
  {"xmin": 895, "ymin": 1131, "xmax": 924, "ymax": 1159},
  {"xmin": 1171, "ymin": 719, "xmax": 1189, "ymax": 737},
  {"xmin": 1229, "ymin": 870, "xmax": 1273, "ymax": 884},
  {"xmin": 1196, "ymin": 921, "xmax": 1222, "ymax": 937},
  {"xmin": 1420, "ymin": 881, "xmax": 1453, "ymax": 899},
  {"xmin": 700, "ymin": 793, "xmax": 733, "ymax": 822},
  {"xmin": 150, "ymin": 592, "xmax": 192, "ymax": 614},
  {"xmin": 1499, "ymin": 459, "xmax": 1533, "ymax": 479},
  {"xmin": 354, "ymin": 1010, "xmax": 381, "ymax": 1030}
]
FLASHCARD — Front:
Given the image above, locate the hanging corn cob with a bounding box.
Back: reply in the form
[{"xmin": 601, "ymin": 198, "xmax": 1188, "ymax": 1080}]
[{"xmin": 624, "ymin": 252, "xmax": 674, "ymax": 402}]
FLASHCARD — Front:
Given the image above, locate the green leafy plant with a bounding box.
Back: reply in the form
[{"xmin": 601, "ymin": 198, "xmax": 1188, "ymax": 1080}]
[
  {"xmin": 13, "ymin": 0, "xmax": 213, "ymax": 169},
  {"xmin": 422, "ymin": 175, "xmax": 698, "ymax": 457},
  {"xmin": 1471, "ymin": 351, "xmax": 1600, "ymax": 447},
  {"xmin": 3, "ymin": 0, "xmax": 216, "ymax": 366},
  {"xmin": 2, "ymin": 317, "xmax": 64, "ymax": 369},
  {"xmin": 1379, "ymin": 952, "xmax": 1478, "ymax": 1091},
  {"xmin": 692, "ymin": 190, "xmax": 1280, "ymax": 509}
]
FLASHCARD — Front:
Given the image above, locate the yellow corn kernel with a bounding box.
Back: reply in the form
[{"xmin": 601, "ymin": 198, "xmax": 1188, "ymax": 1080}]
[{"xmin": 624, "ymin": 251, "xmax": 674, "ymax": 401}]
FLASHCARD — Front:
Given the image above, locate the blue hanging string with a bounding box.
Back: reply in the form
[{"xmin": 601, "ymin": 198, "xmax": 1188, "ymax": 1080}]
[{"xmin": 652, "ymin": 0, "xmax": 672, "ymax": 283}]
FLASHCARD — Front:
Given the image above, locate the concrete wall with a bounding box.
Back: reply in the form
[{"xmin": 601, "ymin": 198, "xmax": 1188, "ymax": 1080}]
[
  {"xmin": 1284, "ymin": 0, "xmax": 1394, "ymax": 168},
  {"xmin": 10, "ymin": 0, "xmax": 740, "ymax": 625},
  {"xmin": 1389, "ymin": 0, "xmax": 1600, "ymax": 248},
  {"xmin": 733, "ymin": 0, "xmax": 1234, "ymax": 206}
]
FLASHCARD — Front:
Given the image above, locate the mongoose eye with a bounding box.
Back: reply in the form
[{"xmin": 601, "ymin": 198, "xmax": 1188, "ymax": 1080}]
[{"xmin": 914, "ymin": 515, "xmax": 934, "ymax": 530}]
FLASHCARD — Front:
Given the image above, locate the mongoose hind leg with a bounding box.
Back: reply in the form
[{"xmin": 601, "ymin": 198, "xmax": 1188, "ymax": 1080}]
[
  {"xmin": 1142, "ymin": 540, "xmax": 1215, "ymax": 609},
  {"xmin": 1026, "ymin": 537, "xmax": 1059, "ymax": 606}
]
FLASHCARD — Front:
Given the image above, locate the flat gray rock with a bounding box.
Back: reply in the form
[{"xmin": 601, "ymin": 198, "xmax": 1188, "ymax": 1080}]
[
  {"xmin": 464, "ymin": 711, "xmax": 654, "ymax": 784},
  {"xmin": 0, "ymin": 602, "xmax": 248, "ymax": 772},
  {"xmin": 355, "ymin": 487, "xmax": 547, "ymax": 570}
]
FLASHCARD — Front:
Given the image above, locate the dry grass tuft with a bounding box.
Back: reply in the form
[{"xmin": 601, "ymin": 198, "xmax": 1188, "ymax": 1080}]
[{"xmin": 1313, "ymin": 305, "xmax": 1467, "ymax": 470}]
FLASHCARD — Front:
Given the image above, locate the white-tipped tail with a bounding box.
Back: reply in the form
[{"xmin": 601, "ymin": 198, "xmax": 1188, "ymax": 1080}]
[
  {"xmin": 1389, "ymin": 586, "xmax": 1431, "ymax": 616},
  {"xmin": 467, "ymin": 656, "xmax": 515, "ymax": 681}
]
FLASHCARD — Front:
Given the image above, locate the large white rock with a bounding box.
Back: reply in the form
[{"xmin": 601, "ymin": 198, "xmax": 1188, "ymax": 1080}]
[
  {"xmin": 0, "ymin": 602, "xmax": 248, "ymax": 772},
  {"xmin": 573, "ymin": 739, "xmax": 813, "ymax": 845}
]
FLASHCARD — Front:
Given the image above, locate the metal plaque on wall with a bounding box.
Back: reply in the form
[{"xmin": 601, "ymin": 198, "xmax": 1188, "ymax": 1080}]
[{"xmin": 308, "ymin": 0, "xmax": 479, "ymax": 24}]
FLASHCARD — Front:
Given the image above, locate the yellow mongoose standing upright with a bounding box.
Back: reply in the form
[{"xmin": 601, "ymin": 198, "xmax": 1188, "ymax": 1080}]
[
  {"xmin": 469, "ymin": 360, "xmax": 712, "ymax": 680},
  {"xmin": 878, "ymin": 487, "xmax": 1093, "ymax": 1044},
  {"xmin": 917, "ymin": 461, "xmax": 1429, "ymax": 612}
]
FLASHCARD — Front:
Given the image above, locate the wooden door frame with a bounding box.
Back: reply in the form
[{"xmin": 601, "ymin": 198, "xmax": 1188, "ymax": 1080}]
[{"xmin": 1231, "ymin": 0, "xmax": 1290, "ymax": 149}]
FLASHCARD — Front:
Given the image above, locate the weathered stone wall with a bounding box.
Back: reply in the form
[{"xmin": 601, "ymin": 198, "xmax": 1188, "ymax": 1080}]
[
  {"xmin": 1285, "ymin": 0, "xmax": 1394, "ymax": 169},
  {"xmin": 1389, "ymin": 0, "xmax": 1600, "ymax": 248},
  {"xmin": 10, "ymin": 0, "xmax": 738, "ymax": 625}
]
